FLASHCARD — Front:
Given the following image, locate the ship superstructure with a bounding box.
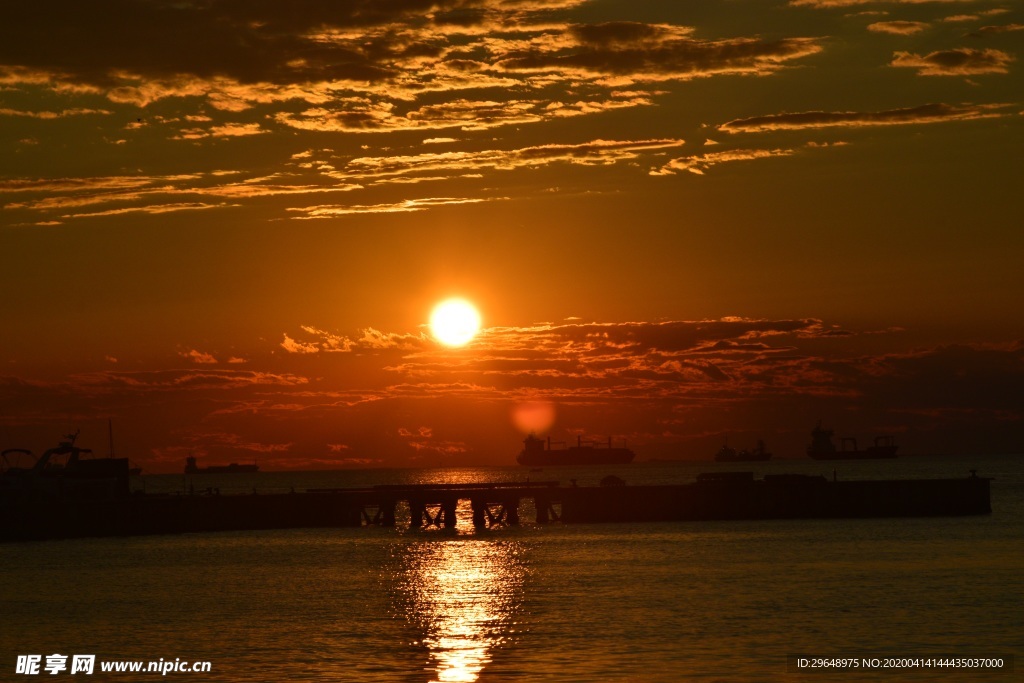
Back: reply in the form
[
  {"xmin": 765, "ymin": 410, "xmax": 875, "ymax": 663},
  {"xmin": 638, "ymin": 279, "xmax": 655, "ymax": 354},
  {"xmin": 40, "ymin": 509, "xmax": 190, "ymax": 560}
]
[{"xmin": 807, "ymin": 422, "xmax": 897, "ymax": 460}]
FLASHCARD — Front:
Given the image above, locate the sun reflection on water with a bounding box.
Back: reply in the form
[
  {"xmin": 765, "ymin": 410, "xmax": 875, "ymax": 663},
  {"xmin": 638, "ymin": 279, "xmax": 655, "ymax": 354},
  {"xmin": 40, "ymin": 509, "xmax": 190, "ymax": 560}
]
[{"xmin": 400, "ymin": 540, "xmax": 527, "ymax": 683}]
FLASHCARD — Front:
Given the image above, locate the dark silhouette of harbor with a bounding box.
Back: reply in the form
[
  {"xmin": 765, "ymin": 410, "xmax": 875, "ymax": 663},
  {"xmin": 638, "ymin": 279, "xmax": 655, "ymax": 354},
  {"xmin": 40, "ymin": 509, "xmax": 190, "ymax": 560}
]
[{"xmin": 1, "ymin": 471, "xmax": 992, "ymax": 542}]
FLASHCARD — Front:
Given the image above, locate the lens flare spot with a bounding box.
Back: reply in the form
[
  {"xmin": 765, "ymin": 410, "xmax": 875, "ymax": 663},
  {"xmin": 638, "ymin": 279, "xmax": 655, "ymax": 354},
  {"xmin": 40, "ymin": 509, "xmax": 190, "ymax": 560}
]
[{"xmin": 512, "ymin": 400, "xmax": 556, "ymax": 435}]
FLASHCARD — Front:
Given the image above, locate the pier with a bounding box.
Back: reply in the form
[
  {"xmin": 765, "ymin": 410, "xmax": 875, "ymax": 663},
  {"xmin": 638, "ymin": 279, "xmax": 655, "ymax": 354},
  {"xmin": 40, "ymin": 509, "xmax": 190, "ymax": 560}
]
[
  {"xmin": 0, "ymin": 474, "xmax": 992, "ymax": 542},
  {"xmin": 305, "ymin": 481, "xmax": 562, "ymax": 529}
]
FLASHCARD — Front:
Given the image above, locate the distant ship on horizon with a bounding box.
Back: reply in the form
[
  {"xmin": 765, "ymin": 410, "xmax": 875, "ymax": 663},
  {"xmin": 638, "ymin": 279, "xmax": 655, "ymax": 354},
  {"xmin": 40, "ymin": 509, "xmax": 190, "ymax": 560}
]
[
  {"xmin": 517, "ymin": 434, "xmax": 635, "ymax": 466},
  {"xmin": 807, "ymin": 422, "xmax": 898, "ymax": 460},
  {"xmin": 715, "ymin": 439, "xmax": 772, "ymax": 462},
  {"xmin": 185, "ymin": 456, "xmax": 259, "ymax": 474}
]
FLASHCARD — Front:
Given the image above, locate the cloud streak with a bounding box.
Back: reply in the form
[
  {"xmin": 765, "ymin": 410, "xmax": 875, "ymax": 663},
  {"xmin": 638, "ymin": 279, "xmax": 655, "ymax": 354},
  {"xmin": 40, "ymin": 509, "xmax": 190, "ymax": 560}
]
[
  {"xmin": 867, "ymin": 21, "xmax": 930, "ymax": 35},
  {"xmin": 651, "ymin": 149, "xmax": 795, "ymax": 175},
  {"xmin": 717, "ymin": 102, "xmax": 1014, "ymax": 132},
  {"xmin": 891, "ymin": 48, "xmax": 1015, "ymax": 76},
  {"xmin": 3, "ymin": 135, "xmax": 688, "ymax": 223},
  {"xmin": 792, "ymin": 0, "xmax": 977, "ymax": 7},
  {"xmin": 286, "ymin": 196, "xmax": 496, "ymax": 218},
  {"xmin": 967, "ymin": 23, "xmax": 1024, "ymax": 37},
  {"xmin": 344, "ymin": 138, "xmax": 687, "ymax": 178}
]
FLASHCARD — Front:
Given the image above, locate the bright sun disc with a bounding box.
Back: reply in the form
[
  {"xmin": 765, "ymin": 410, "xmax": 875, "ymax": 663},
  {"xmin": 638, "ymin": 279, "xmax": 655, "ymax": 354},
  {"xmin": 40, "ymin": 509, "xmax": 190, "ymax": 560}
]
[{"xmin": 430, "ymin": 298, "xmax": 481, "ymax": 347}]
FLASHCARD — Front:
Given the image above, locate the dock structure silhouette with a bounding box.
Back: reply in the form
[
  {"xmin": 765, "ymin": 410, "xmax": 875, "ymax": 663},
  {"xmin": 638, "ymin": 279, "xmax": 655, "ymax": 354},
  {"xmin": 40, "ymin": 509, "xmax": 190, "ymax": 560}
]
[
  {"xmin": 308, "ymin": 481, "xmax": 563, "ymax": 529},
  {"xmin": 1, "ymin": 474, "xmax": 992, "ymax": 542}
]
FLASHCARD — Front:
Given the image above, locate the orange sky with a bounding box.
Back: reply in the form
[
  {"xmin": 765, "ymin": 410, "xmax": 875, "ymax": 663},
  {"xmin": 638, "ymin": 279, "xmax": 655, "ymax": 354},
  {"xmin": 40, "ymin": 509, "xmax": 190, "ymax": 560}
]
[{"xmin": 2, "ymin": 1, "xmax": 1022, "ymax": 470}]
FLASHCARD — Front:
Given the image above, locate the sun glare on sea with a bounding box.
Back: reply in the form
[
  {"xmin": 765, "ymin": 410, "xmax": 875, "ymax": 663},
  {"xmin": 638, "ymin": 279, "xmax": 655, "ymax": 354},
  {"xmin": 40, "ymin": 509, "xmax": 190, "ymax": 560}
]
[{"xmin": 430, "ymin": 298, "xmax": 481, "ymax": 347}]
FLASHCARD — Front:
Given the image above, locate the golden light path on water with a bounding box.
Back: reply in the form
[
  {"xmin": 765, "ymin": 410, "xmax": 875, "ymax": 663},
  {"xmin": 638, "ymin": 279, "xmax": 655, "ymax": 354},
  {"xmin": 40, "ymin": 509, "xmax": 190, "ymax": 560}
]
[{"xmin": 401, "ymin": 539, "xmax": 527, "ymax": 683}]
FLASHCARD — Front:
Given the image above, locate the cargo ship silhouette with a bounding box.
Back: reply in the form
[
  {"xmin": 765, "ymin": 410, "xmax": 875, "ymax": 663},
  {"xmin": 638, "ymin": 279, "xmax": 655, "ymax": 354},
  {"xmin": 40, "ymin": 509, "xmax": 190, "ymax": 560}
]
[
  {"xmin": 807, "ymin": 422, "xmax": 898, "ymax": 460},
  {"xmin": 517, "ymin": 434, "xmax": 635, "ymax": 466},
  {"xmin": 715, "ymin": 439, "xmax": 773, "ymax": 462},
  {"xmin": 185, "ymin": 456, "xmax": 259, "ymax": 474}
]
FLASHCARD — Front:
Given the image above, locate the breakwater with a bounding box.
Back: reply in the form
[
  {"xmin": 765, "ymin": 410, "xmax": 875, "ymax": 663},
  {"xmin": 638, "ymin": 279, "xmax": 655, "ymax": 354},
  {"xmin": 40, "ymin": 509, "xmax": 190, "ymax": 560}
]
[{"xmin": 0, "ymin": 473, "xmax": 991, "ymax": 542}]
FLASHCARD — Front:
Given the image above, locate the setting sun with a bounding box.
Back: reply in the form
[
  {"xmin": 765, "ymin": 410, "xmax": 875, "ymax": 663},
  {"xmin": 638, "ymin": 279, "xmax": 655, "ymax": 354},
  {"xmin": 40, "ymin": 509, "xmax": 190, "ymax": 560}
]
[{"xmin": 430, "ymin": 298, "xmax": 482, "ymax": 347}]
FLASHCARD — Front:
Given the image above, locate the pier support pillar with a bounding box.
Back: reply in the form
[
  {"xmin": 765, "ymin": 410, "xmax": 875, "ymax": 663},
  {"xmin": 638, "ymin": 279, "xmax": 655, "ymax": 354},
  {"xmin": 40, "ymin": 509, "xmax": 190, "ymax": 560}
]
[
  {"xmin": 409, "ymin": 500, "xmax": 425, "ymax": 529},
  {"xmin": 381, "ymin": 500, "xmax": 396, "ymax": 527},
  {"xmin": 535, "ymin": 494, "xmax": 549, "ymax": 524},
  {"xmin": 361, "ymin": 505, "xmax": 382, "ymax": 526},
  {"xmin": 505, "ymin": 497, "xmax": 520, "ymax": 525},
  {"xmin": 534, "ymin": 495, "xmax": 560, "ymax": 523},
  {"xmin": 441, "ymin": 499, "xmax": 457, "ymax": 529},
  {"xmin": 346, "ymin": 505, "xmax": 362, "ymax": 527},
  {"xmin": 471, "ymin": 499, "xmax": 487, "ymax": 528}
]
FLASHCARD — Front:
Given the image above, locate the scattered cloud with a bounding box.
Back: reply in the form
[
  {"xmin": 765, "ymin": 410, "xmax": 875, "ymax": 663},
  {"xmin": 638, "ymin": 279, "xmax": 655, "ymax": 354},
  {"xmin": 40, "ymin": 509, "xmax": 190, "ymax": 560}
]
[
  {"xmin": 65, "ymin": 369, "xmax": 310, "ymax": 393},
  {"xmin": 891, "ymin": 48, "xmax": 1015, "ymax": 76},
  {"xmin": 12, "ymin": 1, "xmax": 1001, "ymax": 228},
  {"xmin": 3, "ymin": 135, "xmax": 687, "ymax": 223},
  {"xmin": 281, "ymin": 334, "xmax": 320, "ymax": 355},
  {"xmin": 0, "ymin": 6, "xmax": 822, "ymax": 142},
  {"xmin": 651, "ymin": 149, "xmax": 795, "ymax": 175},
  {"xmin": 0, "ymin": 107, "xmax": 112, "ymax": 118},
  {"xmin": 286, "ymin": 196, "xmax": 496, "ymax": 218},
  {"xmin": 2, "ymin": 2, "xmax": 1022, "ymax": 467},
  {"xmin": 967, "ymin": 23, "xmax": 1024, "ymax": 37},
  {"xmin": 867, "ymin": 21, "xmax": 930, "ymax": 35},
  {"xmin": 262, "ymin": 321, "xmax": 1024, "ymax": 443},
  {"xmin": 181, "ymin": 350, "xmax": 218, "ymax": 365},
  {"xmin": 4, "ymin": 320, "xmax": 1022, "ymax": 465},
  {"xmin": 177, "ymin": 122, "xmax": 269, "ymax": 139},
  {"xmin": 1, "ymin": 169, "xmax": 363, "ymax": 222},
  {"xmin": 342, "ymin": 138, "xmax": 687, "ymax": 179},
  {"xmin": 495, "ymin": 29, "xmax": 823, "ymax": 84},
  {"xmin": 792, "ymin": 0, "xmax": 976, "ymax": 7},
  {"xmin": 64, "ymin": 202, "xmax": 235, "ymax": 220},
  {"xmin": 943, "ymin": 9, "xmax": 1010, "ymax": 23},
  {"xmin": 281, "ymin": 327, "xmax": 424, "ymax": 354}
]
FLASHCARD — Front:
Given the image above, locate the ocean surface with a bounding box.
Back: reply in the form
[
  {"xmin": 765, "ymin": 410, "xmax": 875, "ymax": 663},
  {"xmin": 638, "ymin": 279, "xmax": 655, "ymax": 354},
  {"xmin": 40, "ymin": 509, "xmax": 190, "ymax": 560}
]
[{"xmin": 2, "ymin": 455, "xmax": 1021, "ymax": 682}]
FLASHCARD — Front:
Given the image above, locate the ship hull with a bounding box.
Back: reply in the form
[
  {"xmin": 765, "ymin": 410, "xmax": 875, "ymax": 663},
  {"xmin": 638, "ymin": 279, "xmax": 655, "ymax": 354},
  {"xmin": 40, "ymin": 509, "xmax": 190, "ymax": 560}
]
[
  {"xmin": 204, "ymin": 464, "xmax": 259, "ymax": 474},
  {"xmin": 185, "ymin": 464, "xmax": 260, "ymax": 474},
  {"xmin": 716, "ymin": 453, "xmax": 772, "ymax": 462},
  {"xmin": 808, "ymin": 447, "xmax": 898, "ymax": 460}
]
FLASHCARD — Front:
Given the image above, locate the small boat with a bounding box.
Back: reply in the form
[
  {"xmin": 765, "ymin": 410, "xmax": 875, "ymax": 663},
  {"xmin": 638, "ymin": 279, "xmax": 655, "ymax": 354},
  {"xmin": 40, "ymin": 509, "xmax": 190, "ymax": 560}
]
[
  {"xmin": 715, "ymin": 440, "xmax": 772, "ymax": 462},
  {"xmin": 185, "ymin": 456, "xmax": 259, "ymax": 474},
  {"xmin": 517, "ymin": 434, "xmax": 635, "ymax": 466},
  {"xmin": 807, "ymin": 422, "xmax": 898, "ymax": 460}
]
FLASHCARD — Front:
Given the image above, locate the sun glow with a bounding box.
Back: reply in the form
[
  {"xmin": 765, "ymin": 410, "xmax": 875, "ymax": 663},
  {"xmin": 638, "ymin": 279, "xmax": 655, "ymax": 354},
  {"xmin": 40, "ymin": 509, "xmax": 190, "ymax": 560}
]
[{"xmin": 430, "ymin": 298, "xmax": 481, "ymax": 347}]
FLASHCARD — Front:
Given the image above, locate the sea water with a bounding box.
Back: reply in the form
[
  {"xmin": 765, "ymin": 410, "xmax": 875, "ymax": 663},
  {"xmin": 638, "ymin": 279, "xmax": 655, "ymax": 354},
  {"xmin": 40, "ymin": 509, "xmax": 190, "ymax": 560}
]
[{"xmin": 2, "ymin": 455, "xmax": 1021, "ymax": 682}]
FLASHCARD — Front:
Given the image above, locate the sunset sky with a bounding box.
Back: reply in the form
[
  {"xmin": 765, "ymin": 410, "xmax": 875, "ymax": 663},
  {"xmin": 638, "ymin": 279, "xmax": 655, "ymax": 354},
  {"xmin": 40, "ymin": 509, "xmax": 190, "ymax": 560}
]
[{"xmin": 2, "ymin": 0, "xmax": 1021, "ymax": 471}]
